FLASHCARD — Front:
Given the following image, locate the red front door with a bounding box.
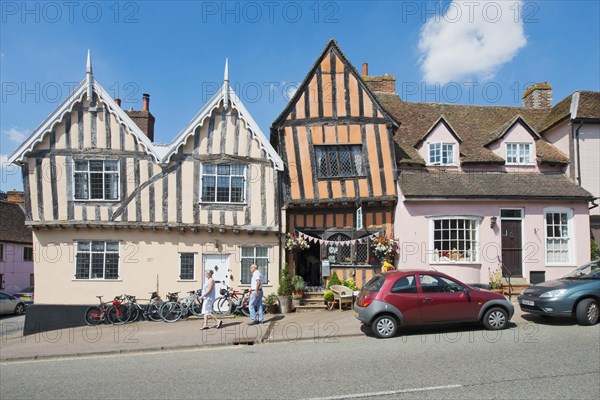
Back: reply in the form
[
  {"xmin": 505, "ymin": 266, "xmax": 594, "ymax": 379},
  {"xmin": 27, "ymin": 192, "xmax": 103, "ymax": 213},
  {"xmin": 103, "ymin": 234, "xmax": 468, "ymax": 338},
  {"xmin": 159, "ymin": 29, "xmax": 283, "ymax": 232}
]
[{"xmin": 417, "ymin": 273, "xmax": 479, "ymax": 323}]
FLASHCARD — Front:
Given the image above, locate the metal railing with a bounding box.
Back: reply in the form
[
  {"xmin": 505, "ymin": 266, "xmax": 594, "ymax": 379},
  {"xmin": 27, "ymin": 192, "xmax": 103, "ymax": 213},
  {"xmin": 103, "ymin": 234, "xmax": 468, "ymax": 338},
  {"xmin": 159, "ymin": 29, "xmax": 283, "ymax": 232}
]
[{"xmin": 497, "ymin": 256, "xmax": 514, "ymax": 300}]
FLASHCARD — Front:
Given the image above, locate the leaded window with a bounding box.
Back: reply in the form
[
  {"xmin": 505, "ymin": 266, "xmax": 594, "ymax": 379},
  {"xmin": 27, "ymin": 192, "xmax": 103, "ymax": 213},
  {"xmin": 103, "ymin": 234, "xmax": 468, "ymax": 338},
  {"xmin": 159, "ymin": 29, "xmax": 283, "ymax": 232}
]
[
  {"xmin": 74, "ymin": 160, "xmax": 119, "ymax": 200},
  {"xmin": 315, "ymin": 145, "xmax": 364, "ymax": 178},
  {"xmin": 179, "ymin": 253, "xmax": 195, "ymax": 280},
  {"xmin": 75, "ymin": 241, "xmax": 119, "ymax": 280},
  {"xmin": 432, "ymin": 219, "xmax": 478, "ymax": 262},
  {"xmin": 325, "ymin": 234, "xmax": 370, "ymax": 264},
  {"xmin": 201, "ymin": 164, "xmax": 246, "ymax": 203}
]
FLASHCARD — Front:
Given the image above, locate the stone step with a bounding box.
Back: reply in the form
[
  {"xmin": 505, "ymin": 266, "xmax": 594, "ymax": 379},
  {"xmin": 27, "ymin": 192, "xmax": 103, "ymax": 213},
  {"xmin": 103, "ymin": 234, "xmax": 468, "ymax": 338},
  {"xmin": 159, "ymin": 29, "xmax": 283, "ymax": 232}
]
[{"xmin": 294, "ymin": 304, "xmax": 327, "ymax": 312}]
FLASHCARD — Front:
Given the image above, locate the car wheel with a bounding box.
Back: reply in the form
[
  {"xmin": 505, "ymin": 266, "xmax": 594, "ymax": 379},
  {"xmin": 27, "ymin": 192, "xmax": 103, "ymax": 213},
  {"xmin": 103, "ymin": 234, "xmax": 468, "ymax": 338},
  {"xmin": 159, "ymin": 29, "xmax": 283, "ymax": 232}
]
[
  {"xmin": 372, "ymin": 315, "xmax": 398, "ymax": 338},
  {"xmin": 14, "ymin": 303, "xmax": 26, "ymax": 315},
  {"xmin": 575, "ymin": 299, "xmax": 599, "ymax": 326},
  {"xmin": 483, "ymin": 307, "xmax": 508, "ymax": 330}
]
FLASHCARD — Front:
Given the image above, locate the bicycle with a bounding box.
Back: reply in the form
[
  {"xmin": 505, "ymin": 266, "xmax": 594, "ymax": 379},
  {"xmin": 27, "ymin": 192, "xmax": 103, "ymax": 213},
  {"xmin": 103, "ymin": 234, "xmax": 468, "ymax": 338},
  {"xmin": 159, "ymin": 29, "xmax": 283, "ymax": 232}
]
[
  {"xmin": 84, "ymin": 295, "xmax": 123, "ymax": 325},
  {"xmin": 215, "ymin": 284, "xmax": 270, "ymax": 317},
  {"xmin": 116, "ymin": 292, "xmax": 163, "ymax": 323},
  {"xmin": 159, "ymin": 290, "xmax": 203, "ymax": 323}
]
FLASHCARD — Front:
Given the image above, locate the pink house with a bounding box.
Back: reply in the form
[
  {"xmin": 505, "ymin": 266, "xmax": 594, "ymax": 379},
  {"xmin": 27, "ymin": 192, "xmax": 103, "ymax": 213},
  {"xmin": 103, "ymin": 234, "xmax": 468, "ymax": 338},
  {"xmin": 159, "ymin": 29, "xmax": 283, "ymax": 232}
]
[
  {"xmin": 368, "ymin": 81, "xmax": 595, "ymax": 286},
  {"xmin": 0, "ymin": 192, "xmax": 34, "ymax": 295}
]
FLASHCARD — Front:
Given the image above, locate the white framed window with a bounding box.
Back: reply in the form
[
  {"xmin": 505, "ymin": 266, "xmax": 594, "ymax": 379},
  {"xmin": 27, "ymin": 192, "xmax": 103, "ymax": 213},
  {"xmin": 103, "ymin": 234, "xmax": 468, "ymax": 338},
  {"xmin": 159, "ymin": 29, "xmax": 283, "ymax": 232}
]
[
  {"xmin": 315, "ymin": 145, "xmax": 364, "ymax": 178},
  {"xmin": 428, "ymin": 143, "xmax": 455, "ymax": 165},
  {"xmin": 240, "ymin": 247, "xmax": 269, "ymax": 284},
  {"xmin": 201, "ymin": 164, "xmax": 246, "ymax": 203},
  {"xmin": 544, "ymin": 208, "xmax": 573, "ymax": 264},
  {"xmin": 179, "ymin": 253, "xmax": 195, "ymax": 280},
  {"xmin": 0, "ymin": 243, "xmax": 3, "ymax": 261},
  {"xmin": 430, "ymin": 217, "xmax": 479, "ymax": 263},
  {"xmin": 74, "ymin": 160, "xmax": 119, "ymax": 200},
  {"xmin": 75, "ymin": 241, "xmax": 119, "ymax": 280},
  {"xmin": 506, "ymin": 143, "xmax": 532, "ymax": 165}
]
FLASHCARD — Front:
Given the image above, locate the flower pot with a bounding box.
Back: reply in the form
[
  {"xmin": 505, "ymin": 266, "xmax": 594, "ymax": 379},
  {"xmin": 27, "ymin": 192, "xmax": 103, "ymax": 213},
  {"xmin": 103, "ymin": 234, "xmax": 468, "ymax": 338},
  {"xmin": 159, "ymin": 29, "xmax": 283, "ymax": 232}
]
[
  {"xmin": 267, "ymin": 303, "xmax": 279, "ymax": 314},
  {"xmin": 292, "ymin": 298, "xmax": 301, "ymax": 309},
  {"xmin": 278, "ymin": 296, "xmax": 292, "ymax": 314}
]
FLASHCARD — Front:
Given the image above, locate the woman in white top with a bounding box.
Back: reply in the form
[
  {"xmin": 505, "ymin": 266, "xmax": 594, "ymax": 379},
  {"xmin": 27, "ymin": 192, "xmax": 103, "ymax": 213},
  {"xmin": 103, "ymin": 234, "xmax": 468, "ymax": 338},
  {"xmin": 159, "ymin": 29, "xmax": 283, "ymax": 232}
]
[{"xmin": 198, "ymin": 270, "xmax": 222, "ymax": 330}]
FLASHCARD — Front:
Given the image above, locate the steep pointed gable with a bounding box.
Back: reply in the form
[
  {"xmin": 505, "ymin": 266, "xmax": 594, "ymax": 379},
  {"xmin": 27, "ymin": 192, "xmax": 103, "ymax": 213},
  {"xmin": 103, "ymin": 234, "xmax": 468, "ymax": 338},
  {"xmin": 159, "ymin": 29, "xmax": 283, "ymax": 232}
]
[
  {"xmin": 272, "ymin": 39, "xmax": 399, "ymax": 130},
  {"xmin": 484, "ymin": 115, "xmax": 540, "ymax": 146},
  {"xmin": 163, "ymin": 60, "xmax": 283, "ymax": 170},
  {"xmin": 8, "ymin": 52, "xmax": 160, "ymax": 164}
]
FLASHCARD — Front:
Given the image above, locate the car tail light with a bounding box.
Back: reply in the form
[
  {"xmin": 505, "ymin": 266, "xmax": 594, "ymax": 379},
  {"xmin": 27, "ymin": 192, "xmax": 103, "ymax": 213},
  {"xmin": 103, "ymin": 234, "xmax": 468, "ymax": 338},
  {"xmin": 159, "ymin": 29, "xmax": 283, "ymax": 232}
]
[{"xmin": 357, "ymin": 295, "xmax": 373, "ymax": 307}]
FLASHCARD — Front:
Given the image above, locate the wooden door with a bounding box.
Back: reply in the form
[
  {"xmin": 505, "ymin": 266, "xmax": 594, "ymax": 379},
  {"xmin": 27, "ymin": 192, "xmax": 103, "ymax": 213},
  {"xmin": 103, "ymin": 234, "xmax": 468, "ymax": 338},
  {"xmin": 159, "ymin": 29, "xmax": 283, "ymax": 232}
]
[{"xmin": 501, "ymin": 220, "xmax": 523, "ymax": 277}]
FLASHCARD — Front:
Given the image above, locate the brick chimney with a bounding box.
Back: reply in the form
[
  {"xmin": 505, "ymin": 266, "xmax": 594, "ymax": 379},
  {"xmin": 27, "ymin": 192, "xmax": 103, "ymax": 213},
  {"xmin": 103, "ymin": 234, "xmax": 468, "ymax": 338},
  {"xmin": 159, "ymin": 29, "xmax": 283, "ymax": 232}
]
[
  {"xmin": 363, "ymin": 74, "xmax": 396, "ymax": 94},
  {"xmin": 125, "ymin": 93, "xmax": 155, "ymax": 141},
  {"xmin": 6, "ymin": 190, "xmax": 25, "ymax": 206},
  {"xmin": 522, "ymin": 82, "xmax": 553, "ymax": 109},
  {"xmin": 362, "ymin": 63, "xmax": 368, "ymax": 76}
]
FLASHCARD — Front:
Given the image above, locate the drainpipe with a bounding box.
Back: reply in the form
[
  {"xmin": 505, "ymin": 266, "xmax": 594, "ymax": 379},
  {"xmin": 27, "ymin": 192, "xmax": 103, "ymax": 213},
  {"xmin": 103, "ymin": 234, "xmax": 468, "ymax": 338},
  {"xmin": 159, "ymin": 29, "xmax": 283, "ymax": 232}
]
[{"xmin": 575, "ymin": 122, "xmax": 583, "ymax": 185}]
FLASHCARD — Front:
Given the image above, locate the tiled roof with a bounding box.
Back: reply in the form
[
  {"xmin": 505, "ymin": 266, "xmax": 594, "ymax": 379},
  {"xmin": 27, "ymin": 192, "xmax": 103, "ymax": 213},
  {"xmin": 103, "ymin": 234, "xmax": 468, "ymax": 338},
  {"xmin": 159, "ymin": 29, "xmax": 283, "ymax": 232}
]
[
  {"xmin": 376, "ymin": 93, "xmax": 569, "ymax": 165},
  {"xmin": 575, "ymin": 91, "xmax": 600, "ymax": 120},
  {"xmin": 0, "ymin": 202, "xmax": 32, "ymax": 244},
  {"xmin": 398, "ymin": 170, "xmax": 593, "ymax": 200},
  {"xmin": 540, "ymin": 91, "xmax": 600, "ymax": 132}
]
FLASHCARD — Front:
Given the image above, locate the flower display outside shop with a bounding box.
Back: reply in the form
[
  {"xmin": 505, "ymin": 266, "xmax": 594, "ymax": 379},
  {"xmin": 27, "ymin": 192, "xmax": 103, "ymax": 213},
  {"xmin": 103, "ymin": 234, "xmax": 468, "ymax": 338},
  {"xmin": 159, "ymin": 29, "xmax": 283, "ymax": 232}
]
[
  {"xmin": 370, "ymin": 236, "xmax": 399, "ymax": 261},
  {"xmin": 285, "ymin": 233, "xmax": 310, "ymax": 252}
]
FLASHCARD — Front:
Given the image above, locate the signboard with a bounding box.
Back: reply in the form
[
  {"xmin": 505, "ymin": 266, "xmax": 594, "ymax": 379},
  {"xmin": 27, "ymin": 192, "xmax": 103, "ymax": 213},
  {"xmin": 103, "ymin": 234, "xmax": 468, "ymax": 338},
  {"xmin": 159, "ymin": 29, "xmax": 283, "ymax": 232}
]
[
  {"xmin": 356, "ymin": 207, "xmax": 363, "ymax": 230},
  {"xmin": 322, "ymin": 260, "xmax": 330, "ymax": 277}
]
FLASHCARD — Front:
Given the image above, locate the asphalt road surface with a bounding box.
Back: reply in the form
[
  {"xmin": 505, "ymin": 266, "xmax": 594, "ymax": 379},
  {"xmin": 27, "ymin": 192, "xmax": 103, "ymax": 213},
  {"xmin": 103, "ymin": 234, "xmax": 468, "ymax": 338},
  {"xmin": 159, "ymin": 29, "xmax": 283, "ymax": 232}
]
[{"xmin": 1, "ymin": 320, "xmax": 598, "ymax": 399}]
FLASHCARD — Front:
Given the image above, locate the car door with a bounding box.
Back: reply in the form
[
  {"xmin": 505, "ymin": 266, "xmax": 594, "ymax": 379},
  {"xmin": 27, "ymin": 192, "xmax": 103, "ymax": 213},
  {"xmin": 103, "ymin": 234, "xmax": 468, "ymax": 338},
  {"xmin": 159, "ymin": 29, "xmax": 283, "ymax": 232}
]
[
  {"xmin": 417, "ymin": 274, "xmax": 476, "ymax": 323},
  {"xmin": 381, "ymin": 274, "xmax": 421, "ymax": 324},
  {"xmin": 0, "ymin": 292, "xmax": 13, "ymax": 315}
]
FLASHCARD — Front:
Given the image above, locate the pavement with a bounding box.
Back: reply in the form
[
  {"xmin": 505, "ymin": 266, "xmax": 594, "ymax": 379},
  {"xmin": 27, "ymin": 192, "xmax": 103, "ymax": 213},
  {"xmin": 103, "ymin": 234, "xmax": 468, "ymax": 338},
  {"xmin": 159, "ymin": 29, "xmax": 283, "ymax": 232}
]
[{"xmin": 0, "ymin": 301, "xmax": 530, "ymax": 362}]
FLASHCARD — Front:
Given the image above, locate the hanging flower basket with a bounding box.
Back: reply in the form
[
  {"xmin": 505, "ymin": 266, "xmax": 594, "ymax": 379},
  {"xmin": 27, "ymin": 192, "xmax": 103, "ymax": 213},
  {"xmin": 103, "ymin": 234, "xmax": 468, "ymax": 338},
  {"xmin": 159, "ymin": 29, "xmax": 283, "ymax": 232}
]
[
  {"xmin": 285, "ymin": 233, "xmax": 310, "ymax": 252},
  {"xmin": 370, "ymin": 236, "xmax": 399, "ymax": 262}
]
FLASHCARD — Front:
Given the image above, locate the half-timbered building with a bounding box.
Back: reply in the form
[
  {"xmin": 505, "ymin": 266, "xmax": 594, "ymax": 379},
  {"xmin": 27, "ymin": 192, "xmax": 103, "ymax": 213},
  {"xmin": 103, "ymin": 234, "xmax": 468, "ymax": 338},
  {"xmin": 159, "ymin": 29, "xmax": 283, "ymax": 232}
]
[
  {"xmin": 9, "ymin": 53, "xmax": 283, "ymax": 319},
  {"xmin": 271, "ymin": 40, "xmax": 399, "ymax": 289}
]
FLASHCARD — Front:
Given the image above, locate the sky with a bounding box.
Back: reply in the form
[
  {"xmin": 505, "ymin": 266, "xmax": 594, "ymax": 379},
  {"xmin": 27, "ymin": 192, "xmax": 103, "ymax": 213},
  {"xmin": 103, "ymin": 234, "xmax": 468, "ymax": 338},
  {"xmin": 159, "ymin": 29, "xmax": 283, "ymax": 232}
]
[{"xmin": 1, "ymin": 0, "xmax": 599, "ymax": 191}]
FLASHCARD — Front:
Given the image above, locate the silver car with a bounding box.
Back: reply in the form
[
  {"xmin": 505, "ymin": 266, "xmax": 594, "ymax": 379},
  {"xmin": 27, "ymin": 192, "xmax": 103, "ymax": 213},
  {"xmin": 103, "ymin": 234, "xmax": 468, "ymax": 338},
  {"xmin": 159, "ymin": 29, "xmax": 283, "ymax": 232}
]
[{"xmin": 0, "ymin": 291, "xmax": 26, "ymax": 315}]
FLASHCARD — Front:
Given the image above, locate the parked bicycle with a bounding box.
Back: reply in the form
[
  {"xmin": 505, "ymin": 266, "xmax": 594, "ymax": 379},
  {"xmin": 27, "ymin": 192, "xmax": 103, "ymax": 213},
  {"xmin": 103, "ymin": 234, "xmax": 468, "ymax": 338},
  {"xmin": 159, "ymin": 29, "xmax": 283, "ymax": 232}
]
[
  {"xmin": 159, "ymin": 290, "xmax": 203, "ymax": 323},
  {"xmin": 116, "ymin": 292, "xmax": 164, "ymax": 323},
  {"xmin": 84, "ymin": 295, "xmax": 124, "ymax": 325}
]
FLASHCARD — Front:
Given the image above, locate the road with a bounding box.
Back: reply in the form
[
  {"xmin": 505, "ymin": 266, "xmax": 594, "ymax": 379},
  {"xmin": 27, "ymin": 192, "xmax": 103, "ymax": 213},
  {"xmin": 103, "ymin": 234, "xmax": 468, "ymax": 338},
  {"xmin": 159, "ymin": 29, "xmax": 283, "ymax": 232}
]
[
  {"xmin": 1, "ymin": 320, "xmax": 598, "ymax": 399},
  {"xmin": 0, "ymin": 315, "xmax": 24, "ymax": 337}
]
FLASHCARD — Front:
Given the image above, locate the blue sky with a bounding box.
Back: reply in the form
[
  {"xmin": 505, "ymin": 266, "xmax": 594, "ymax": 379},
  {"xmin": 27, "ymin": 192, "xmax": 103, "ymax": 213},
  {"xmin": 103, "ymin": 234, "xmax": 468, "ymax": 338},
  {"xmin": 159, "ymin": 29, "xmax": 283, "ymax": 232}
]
[{"xmin": 1, "ymin": 0, "xmax": 599, "ymax": 191}]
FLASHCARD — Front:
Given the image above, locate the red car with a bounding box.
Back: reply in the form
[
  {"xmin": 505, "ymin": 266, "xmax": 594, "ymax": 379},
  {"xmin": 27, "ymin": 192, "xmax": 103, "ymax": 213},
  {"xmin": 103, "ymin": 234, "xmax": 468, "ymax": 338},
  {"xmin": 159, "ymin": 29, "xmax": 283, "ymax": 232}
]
[{"xmin": 354, "ymin": 270, "xmax": 514, "ymax": 338}]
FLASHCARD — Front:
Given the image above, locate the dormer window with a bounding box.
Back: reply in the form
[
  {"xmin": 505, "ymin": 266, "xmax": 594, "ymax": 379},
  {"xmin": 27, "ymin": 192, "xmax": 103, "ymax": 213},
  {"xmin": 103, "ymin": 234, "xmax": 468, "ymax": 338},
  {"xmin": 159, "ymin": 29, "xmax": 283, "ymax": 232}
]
[
  {"xmin": 506, "ymin": 143, "xmax": 532, "ymax": 165},
  {"xmin": 428, "ymin": 143, "xmax": 455, "ymax": 165}
]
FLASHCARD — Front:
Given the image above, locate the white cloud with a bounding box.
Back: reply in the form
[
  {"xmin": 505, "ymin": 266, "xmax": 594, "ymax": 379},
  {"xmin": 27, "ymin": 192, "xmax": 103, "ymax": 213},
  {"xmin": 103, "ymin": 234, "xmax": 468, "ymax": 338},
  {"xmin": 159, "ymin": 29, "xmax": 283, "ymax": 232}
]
[
  {"xmin": 4, "ymin": 127, "xmax": 29, "ymax": 143},
  {"xmin": 418, "ymin": 0, "xmax": 527, "ymax": 84}
]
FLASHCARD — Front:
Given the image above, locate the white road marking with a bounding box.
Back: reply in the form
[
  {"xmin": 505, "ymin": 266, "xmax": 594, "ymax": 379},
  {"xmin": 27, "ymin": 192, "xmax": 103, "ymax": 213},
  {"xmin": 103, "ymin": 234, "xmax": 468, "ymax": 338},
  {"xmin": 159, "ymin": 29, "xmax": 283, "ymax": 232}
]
[{"xmin": 304, "ymin": 384, "xmax": 463, "ymax": 400}]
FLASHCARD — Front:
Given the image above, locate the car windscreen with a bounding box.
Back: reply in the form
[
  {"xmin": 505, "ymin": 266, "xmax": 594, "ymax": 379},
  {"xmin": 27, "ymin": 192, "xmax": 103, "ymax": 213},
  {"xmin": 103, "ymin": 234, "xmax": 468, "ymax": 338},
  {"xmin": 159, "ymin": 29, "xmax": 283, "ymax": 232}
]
[
  {"xmin": 563, "ymin": 260, "xmax": 600, "ymax": 279},
  {"xmin": 363, "ymin": 275, "xmax": 385, "ymax": 292}
]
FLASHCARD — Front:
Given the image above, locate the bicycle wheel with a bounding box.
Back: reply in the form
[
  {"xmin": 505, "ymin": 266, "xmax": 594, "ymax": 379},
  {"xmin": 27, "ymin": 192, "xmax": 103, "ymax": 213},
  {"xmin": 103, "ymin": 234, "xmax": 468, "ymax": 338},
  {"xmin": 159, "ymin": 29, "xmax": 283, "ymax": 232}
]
[
  {"xmin": 160, "ymin": 302, "xmax": 183, "ymax": 322},
  {"xmin": 215, "ymin": 297, "xmax": 233, "ymax": 315},
  {"xmin": 126, "ymin": 305, "xmax": 141, "ymax": 323},
  {"xmin": 85, "ymin": 306, "xmax": 103, "ymax": 325},
  {"xmin": 107, "ymin": 305, "xmax": 122, "ymax": 324},
  {"xmin": 147, "ymin": 303, "xmax": 162, "ymax": 321},
  {"xmin": 189, "ymin": 298, "xmax": 203, "ymax": 317}
]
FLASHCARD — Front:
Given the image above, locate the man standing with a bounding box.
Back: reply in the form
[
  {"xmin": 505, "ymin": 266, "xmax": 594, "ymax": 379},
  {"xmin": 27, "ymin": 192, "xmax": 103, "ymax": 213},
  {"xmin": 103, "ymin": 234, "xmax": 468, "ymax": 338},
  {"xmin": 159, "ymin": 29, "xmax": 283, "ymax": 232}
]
[{"xmin": 249, "ymin": 264, "xmax": 263, "ymax": 324}]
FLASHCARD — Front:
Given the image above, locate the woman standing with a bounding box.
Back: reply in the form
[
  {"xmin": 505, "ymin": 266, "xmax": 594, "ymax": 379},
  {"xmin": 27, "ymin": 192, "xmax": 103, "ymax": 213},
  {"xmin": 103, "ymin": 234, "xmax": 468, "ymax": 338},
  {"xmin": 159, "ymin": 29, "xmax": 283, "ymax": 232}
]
[{"xmin": 198, "ymin": 269, "xmax": 223, "ymax": 330}]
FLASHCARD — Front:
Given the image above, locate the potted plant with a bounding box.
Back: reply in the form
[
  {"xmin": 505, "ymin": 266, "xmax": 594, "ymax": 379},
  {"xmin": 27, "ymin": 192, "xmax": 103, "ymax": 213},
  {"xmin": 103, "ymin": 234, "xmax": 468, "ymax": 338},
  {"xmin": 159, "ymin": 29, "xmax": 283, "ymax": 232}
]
[
  {"xmin": 264, "ymin": 293, "xmax": 280, "ymax": 314},
  {"xmin": 323, "ymin": 290, "xmax": 334, "ymax": 310},
  {"xmin": 488, "ymin": 269, "xmax": 504, "ymax": 294},
  {"xmin": 370, "ymin": 235, "xmax": 399, "ymax": 262},
  {"xmin": 285, "ymin": 233, "xmax": 310, "ymax": 252},
  {"xmin": 277, "ymin": 264, "xmax": 294, "ymax": 313},
  {"xmin": 291, "ymin": 275, "xmax": 305, "ymax": 309}
]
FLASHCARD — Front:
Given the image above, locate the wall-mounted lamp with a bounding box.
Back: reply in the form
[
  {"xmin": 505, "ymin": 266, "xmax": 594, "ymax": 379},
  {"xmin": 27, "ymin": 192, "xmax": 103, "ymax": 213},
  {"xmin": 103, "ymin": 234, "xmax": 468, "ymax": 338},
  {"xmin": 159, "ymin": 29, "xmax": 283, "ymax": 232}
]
[
  {"xmin": 214, "ymin": 239, "xmax": 221, "ymax": 251},
  {"xmin": 490, "ymin": 216, "xmax": 497, "ymax": 228}
]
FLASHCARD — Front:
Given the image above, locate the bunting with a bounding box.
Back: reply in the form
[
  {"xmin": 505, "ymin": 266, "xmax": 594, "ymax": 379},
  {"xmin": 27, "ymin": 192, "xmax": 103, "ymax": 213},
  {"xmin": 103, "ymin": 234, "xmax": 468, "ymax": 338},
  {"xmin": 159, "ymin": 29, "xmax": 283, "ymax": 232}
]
[{"xmin": 296, "ymin": 231, "xmax": 380, "ymax": 247}]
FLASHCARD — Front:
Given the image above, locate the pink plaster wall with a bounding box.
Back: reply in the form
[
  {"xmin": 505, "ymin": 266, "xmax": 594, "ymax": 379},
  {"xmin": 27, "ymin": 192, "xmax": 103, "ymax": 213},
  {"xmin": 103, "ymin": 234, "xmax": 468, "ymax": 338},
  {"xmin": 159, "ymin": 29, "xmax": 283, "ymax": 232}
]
[
  {"xmin": 487, "ymin": 123, "xmax": 540, "ymax": 172},
  {"xmin": 0, "ymin": 242, "xmax": 34, "ymax": 294},
  {"xmin": 394, "ymin": 196, "xmax": 590, "ymax": 285}
]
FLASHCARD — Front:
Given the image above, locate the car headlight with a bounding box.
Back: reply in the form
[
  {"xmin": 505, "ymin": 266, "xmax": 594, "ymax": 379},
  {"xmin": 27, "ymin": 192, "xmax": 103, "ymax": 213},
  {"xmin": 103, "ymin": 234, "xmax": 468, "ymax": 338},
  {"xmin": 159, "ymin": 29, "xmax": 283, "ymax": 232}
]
[{"xmin": 540, "ymin": 289, "xmax": 568, "ymax": 298}]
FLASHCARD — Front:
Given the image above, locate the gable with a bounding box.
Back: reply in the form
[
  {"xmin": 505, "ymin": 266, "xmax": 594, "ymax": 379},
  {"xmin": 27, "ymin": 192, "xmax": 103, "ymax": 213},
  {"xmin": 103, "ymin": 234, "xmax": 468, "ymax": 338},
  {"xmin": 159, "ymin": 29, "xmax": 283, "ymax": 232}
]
[{"xmin": 272, "ymin": 39, "xmax": 399, "ymax": 129}]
